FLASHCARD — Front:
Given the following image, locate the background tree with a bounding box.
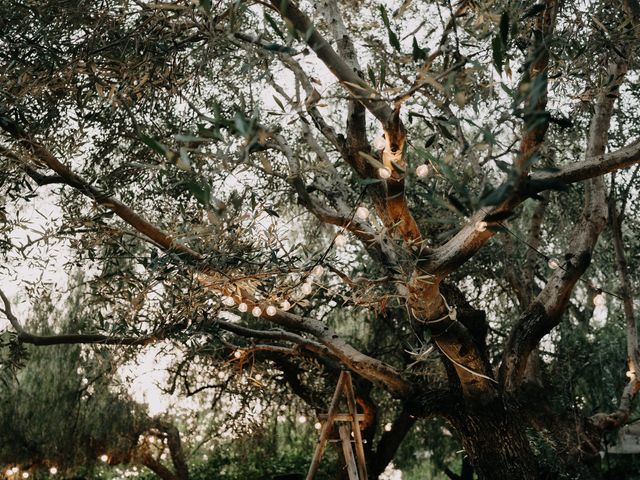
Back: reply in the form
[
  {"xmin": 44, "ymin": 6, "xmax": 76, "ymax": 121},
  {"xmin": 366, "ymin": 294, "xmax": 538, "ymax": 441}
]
[
  {"xmin": 2, "ymin": 0, "xmax": 640, "ymax": 478},
  {"xmin": 0, "ymin": 283, "xmax": 189, "ymax": 480}
]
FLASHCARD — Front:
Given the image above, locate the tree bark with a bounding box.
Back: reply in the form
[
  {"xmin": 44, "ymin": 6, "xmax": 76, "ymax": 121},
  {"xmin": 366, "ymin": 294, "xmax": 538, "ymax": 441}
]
[{"xmin": 448, "ymin": 402, "xmax": 601, "ymax": 480}]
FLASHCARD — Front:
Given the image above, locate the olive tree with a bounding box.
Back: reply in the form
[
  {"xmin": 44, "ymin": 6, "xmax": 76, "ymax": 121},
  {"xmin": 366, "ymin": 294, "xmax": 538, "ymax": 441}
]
[{"xmin": 2, "ymin": 0, "xmax": 640, "ymax": 478}]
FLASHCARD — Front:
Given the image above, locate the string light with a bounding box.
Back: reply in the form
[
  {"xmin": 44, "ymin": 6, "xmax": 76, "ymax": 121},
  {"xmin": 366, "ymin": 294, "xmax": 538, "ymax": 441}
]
[
  {"xmin": 384, "ymin": 422, "xmax": 392, "ymax": 432},
  {"xmin": 475, "ymin": 221, "xmax": 487, "ymax": 232},
  {"xmin": 548, "ymin": 258, "xmax": 560, "ymax": 270},
  {"xmin": 21, "ymin": 473, "xmax": 28, "ymax": 479},
  {"xmin": 233, "ymin": 350, "xmax": 243, "ymax": 359},
  {"xmin": 280, "ymin": 300, "xmax": 291, "ymax": 311},
  {"xmin": 301, "ymin": 282, "xmax": 313, "ymax": 295},
  {"xmin": 416, "ymin": 164, "xmax": 430, "ymax": 177},
  {"xmin": 314, "ymin": 421, "xmax": 322, "ymax": 430},
  {"xmin": 334, "ymin": 233, "xmax": 347, "ymax": 247},
  {"xmin": 479, "ymin": 207, "xmax": 624, "ymax": 302},
  {"xmin": 355, "ymin": 206, "xmax": 369, "ymax": 220},
  {"xmin": 311, "ymin": 265, "xmax": 324, "ymax": 277},
  {"xmin": 251, "ymin": 306, "xmax": 262, "ymax": 317},
  {"xmin": 266, "ymin": 305, "xmax": 277, "ymax": 316},
  {"xmin": 593, "ymin": 292, "xmax": 606, "ymax": 306},
  {"xmin": 378, "ymin": 167, "xmax": 391, "ymax": 179},
  {"xmin": 238, "ymin": 302, "xmax": 248, "ymax": 312},
  {"xmin": 297, "ymin": 415, "xmax": 307, "ymax": 424},
  {"xmin": 222, "ymin": 296, "xmax": 235, "ymax": 307},
  {"xmin": 100, "ymin": 454, "xmax": 108, "ymax": 463},
  {"xmin": 217, "ymin": 370, "xmax": 226, "ymax": 379},
  {"xmin": 49, "ymin": 467, "xmax": 58, "ymax": 475}
]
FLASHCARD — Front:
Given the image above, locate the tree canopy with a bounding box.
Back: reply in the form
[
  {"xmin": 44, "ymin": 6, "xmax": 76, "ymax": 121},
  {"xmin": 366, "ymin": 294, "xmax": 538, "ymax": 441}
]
[{"xmin": 2, "ymin": 0, "xmax": 640, "ymax": 478}]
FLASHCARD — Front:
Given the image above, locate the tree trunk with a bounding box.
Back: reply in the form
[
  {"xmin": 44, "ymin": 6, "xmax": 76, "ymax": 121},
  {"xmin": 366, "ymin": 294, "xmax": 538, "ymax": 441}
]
[{"xmin": 448, "ymin": 401, "xmax": 601, "ymax": 480}]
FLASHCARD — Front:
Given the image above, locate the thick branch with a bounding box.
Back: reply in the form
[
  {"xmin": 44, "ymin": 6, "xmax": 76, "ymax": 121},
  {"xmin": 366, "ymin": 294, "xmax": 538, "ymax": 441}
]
[
  {"xmin": 268, "ymin": 0, "xmax": 394, "ymax": 126},
  {"xmin": 528, "ymin": 138, "xmax": 640, "ymax": 187},
  {"xmin": 500, "ymin": 52, "xmax": 629, "ymax": 391}
]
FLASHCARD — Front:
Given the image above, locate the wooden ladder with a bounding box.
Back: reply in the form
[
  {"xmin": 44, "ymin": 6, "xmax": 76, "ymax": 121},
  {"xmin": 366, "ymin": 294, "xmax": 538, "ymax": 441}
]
[{"xmin": 306, "ymin": 371, "xmax": 368, "ymax": 480}]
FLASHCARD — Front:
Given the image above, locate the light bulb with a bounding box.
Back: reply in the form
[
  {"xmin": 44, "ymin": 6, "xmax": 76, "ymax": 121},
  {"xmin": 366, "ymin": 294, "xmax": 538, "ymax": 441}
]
[
  {"xmin": 252, "ymin": 306, "xmax": 262, "ymax": 317},
  {"xmin": 280, "ymin": 300, "xmax": 291, "ymax": 311},
  {"xmin": 314, "ymin": 421, "xmax": 322, "ymax": 430},
  {"xmin": 297, "ymin": 415, "xmax": 307, "ymax": 424},
  {"xmin": 233, "ymin": 350, "xmax": 243, "ymax": 359},
  {"xmin": 266, "ymin": 305, "xmax": 277, "ymax": 316},
  {"xmin": 593, "ymin": 293, "xmax": 605, "ymax": 306},
  {"xmin": 222, "ymin": 296, "xmax": 235, "ymax": 307},
  {"xmin": 372, "ymin": 135, "xmax": 386, "ymax": 150},
  {"xmin": 334, "ymin": 234, "xmax": 347, "ymax": 247},
  {"xmin": 475, "ymin": 221, "xmax": 487, "ymax": 232},
  {"xmin": 416, "ymin": 164, "xmax": 429, "ymax": 177},
  {"xmin": 49, "ymin": 467, "xmax": 58, "ymax": 475},
  {"xmin": 301, "ymin": 283, "xmax": 313, "ymax": 295},
  {"xmin": 378, "ymin": 167, "xmax": 391, "ymax": 179},
  {"xmin": 217, "ymin": 370, "xmax": 226, "ymax": 379},
  {"xmin": 355, "ymin": 206, "xmax": 369, "ymax": 220},
  {"xmin": 311, "ymin": 265, "xmax": 324, "ymax": 277},
  {"xmin": 548, "ymin": 258, "xmax": 560, "ymax": 270},
  {"xmin": 21, "ymin": 473, "xmax": 28, "ymax": 479},
  {"xmin": 238, "ymin": 302, "xmax": 248, "ymax": 312},
  {"xmin": 384, "ymin": 422, "xmax": 392, "ymax": 432},
  {"xmin": 100, "ymin": 454, "xmax": 108, "ymax": 463}
]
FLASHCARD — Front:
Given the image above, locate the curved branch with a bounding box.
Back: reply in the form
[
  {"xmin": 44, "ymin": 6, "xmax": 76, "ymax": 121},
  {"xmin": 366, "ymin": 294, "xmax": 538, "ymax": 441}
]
[
  {"xmin": 0, "ymin": 288, "xmax": 163, "ymax": 347},
  {"xmin": 0, "ymin": 115, "xmax": 204, "ymax": 263}
]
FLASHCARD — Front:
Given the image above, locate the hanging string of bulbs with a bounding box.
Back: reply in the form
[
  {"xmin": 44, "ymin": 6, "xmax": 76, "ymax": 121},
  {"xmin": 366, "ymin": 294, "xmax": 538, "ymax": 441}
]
[{"xmin": 474, "ymin": 209, "xmax": 623, "ymax": 305}]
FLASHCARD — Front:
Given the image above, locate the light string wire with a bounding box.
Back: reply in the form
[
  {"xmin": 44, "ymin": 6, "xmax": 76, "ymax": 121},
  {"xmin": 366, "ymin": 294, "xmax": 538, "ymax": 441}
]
[{"xmin": 478, "ymin": 207, "xmax": 624, "ymax": 301}]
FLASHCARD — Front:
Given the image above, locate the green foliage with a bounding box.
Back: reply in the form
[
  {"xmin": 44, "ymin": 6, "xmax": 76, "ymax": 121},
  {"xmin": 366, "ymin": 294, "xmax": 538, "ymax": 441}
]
[{"xmin": 0, "ymin": 286, "xmax": 147, "ymax": 475}]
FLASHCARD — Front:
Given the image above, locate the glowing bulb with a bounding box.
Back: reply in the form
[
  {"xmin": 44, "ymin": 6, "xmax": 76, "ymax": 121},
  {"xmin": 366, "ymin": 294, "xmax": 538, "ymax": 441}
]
[
  {"xmin": 238, "ymin": 302, "xmax": 248, "ymax": 312},
  {"xmin": 100, "ymin": 454, "xmax": 108, "ymax": 463},
  {"xmin": 266, "ymin": 305, "xmax": 277, "ymax": 316},
  {"xmin": 548, "ymin": 258, "xmax": 560, "ymax": 270},
  {"xmin": 378, "ymin": 167, "xmax": 391, "ymax": 179},
  {"xmin": 475, "ymin": 221, "xmax": 487, "ymax": 232},
  {"xmin": 252, "ymin": 306, "xmax": 262, "ymax": 317},
  {"xmin": 22, "ymin": 473, "xmax": 28, "ymax": 479},
  {"xmin": 217, "ymin": 370, "xmax": 226, "ymax": 379},
  {"xmin": 5, "ymin": 470, "xmax": 12, "ymax": 477},
  {"xmin": 334, "ymin": 234, "xmax": 347, "ymax": 247},
  {"xmin": 372, "ymin": 135, "xmax": 386, "ymax": 150},
  {"xmin": 301, "ymin": 283, "xmax": 313, "ymax": 295},
  {"xmin": 11, "ymin": 468, "xmax": 19, "ymax": 474},
  {"xmin": 416, "ymin": 164, "xmax": 429, "ymax": 177},
  {"xmin": 593, "ymin": 293, "xmax": 605, "ymax": 306},
  {"xmin": 280, "ymin": 300, "xmax": 291, "ymax": 311},
  {"xmin": 384, "ymin": 422, "xmax": 392, "ymax": 432},
  {"xmin": 233, "ymin": 350, "xmax": 243, "ymax": 359},
  {"xmin": 222, "ymin": 296, "xmax": 235, "ymax": 307},
  {"xmin": 297, "ymin": 415, "xmax": 307, "ymax": 424},
  {"xmin": 355, "ymin": 206, "xmax": 369, "ymax": 220},
  {"xmin": 314, "ymin": 421, "xmax": 322, "ymax": 430},
  {"xmin": 254, "ymin": 373, "xmax": 262, "ymax": 381},
  {"xmin": 311, "ymin": 265, "xmax": 324, "ymax": 277}
]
